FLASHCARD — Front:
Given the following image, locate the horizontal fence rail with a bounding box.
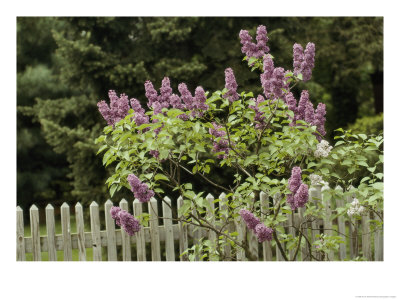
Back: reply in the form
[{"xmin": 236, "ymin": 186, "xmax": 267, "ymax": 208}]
[{"xmin": 16, "ymin": 185, "xmax": 383, "ymax": 261}]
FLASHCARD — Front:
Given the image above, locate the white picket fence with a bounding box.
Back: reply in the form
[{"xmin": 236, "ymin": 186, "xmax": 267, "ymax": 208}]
[{"xmin": 16, "ymin": 185, "xmax": 383, "ymax": 261}]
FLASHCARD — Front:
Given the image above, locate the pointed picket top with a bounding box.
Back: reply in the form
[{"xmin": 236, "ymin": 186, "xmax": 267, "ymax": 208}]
[
  {"xmin": 150, "ymin": 197, "xmax": 157, "ymax": 204},
  {"xmin": 206, "ymin": 193, "xmax": 214, "ymax": 200},
  {"xmin": 105, "ymin": 199, "xmax": 113, "ymax": 205},
  {"xmin": 90, "ymin": 201, "xmax": 99, "ymax": 207},
  {"xmin": 260, "ymin": 191, "xmax": 268, "ymax": 199},
  {"xmin": 16, "ymin": 206, "xmax": 23, "ymax": 212},
  {"xmin": 119, "ymin": 198, "xmax": 128, "ymax": 206},
  {"xmin": 75, "ymin": 202, "xmax": 83, "ymax": 208},
  {"xmin": 177, "ymin": 195, "xmax": 183, "ymax": 202},
  {"xmin": 163, "ymin": 196, "xmax": 172, "ymax": 204},
  {"xmin": 219, "ymin": 192, "xmax": 227, "ymax": 200},
  {"xmin": 335, "ymin": 185, "xmax": 343, "ymax": 191},
  {"xmin": 133, "ymin": 198, "xmax": 141, "ymax": 204},
  {"xmin": 30, "ymin": 204, "xmax": 39, "ymax": 211},
  {"xmin": 61, "ymin": 202, "xmax": 69, "ymax": 209},
  {"xmin": 46, "ymin": 203, "xmax": 54, "ymax": 210}
]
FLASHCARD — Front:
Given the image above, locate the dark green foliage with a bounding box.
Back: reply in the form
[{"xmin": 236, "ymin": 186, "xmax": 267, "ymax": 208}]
[{"xmin": 347, "ymin": 113, "xmax": 383, "ymax": 136}]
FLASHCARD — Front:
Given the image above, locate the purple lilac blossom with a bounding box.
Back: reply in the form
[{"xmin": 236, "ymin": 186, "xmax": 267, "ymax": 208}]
[
  {"xmin": 239, "ymin": 30, "xmax": 258, "ymax": 58},
  {"xmin": 130, "ymin": 98, "xmax": 150, "ymax": 128},
  {"xmin": 293, "ymin": 42, "xmax": 315, "ymax": 82},
  {"xmin": 193, "ymin": 86, "xmax": 209, "ymax": 117},
  {"xmin": 223, "ymin": 68, "xmax": 240, "ymax": 102},
  {"xmin": 294, "ymin": 183, "xmax": 309, "ymax": 208},
  {"xmin": 118, "ymin": 210, "xmax": 141, "ymax": 236},
  {"xmin": 260, "ymin": 56, "xmax": 289, "ymax": 100},
  {"xmin": 212, "ymin": 139, "xmax": 230, "ymax": 159},
  {"xmin": 285, "ymin": 90, "xmax": 327, "ymax": 141},
  {"xmin": 209, "ymin": 122, "xmax": 230, "ymax": 159},
  {"xmin": 293, "ymin": 43, "xmax": 304, "ymax": 76},
  {"xmin": 97, "ymin": 90, "xmax": 131, "ymax": 126},
  {"xmin": 254, "ymin": 223, "xmax": 274, "ymax": 242},
  {"xmin": 239, "ymin": 25, "xmax": 269, "ymax": 59},
  {"xmin": 255, "ymin": 25, "xmax": 270, "ymax": 58},
  {"xmin": 287, "ymin": 166, "xmax": 309, "ymax": 210},
  {"xmin": 288, "ymin": 166, "xmax": 302, "ymax": 194},
  {"xmin": 159, "ymin": 77, "xmax": 172, "ymax": 105},
  {"xmin": 209, "ymin": 122, "xmax": 226, "ymax": 137},
  {"xmin": 178, "ymin": 83, "xmax": 195, "ymax": 110},
  {"xmin": 149, "ymin": 150, "xmax": 159, "ymax": 159},
  {"xmin": 127, "ymin": 174, "xmax": 154, "ymax": 203},
  {"xmin": 249, "ymin": 95, "xmax": 267, "ymax": 129},
  {"xmin": 144, "ymin": 80, "xmax": 159, "ymax": 109},
  {"xmin": 239, "ymin": 209, "xmax": 261, "ymax": 232},
  {"xmin": 314, "ymin": 103, "xmax": 326, "ymax": 140},
  {"xmin": 110, "ymin": 206, "xmax": 122, "ymax": 226}
]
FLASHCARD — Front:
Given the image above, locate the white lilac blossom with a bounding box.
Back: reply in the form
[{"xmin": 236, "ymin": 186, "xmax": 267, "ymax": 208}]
[
  {"xmin": 309, "ymin": 174, "xmax": 323, "ymax": 186},
  {"xmin": 314, "ymin": 140, "xmax": 333, "ymax": 158},
  {"xmin": 347, "ymin": 198, "xmax": 365, "ymax": 217}
]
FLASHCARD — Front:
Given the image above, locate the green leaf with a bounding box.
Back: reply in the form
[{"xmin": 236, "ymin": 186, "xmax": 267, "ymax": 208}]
[
  {"xmin": 357, "ymin": 161, "xmax": 369, "ymax": 168},
  {"xmin": 155, "ymin": 174, "xmax": 169, "ymax": 181},
  {"xmin": 178, "ymin": 200, "xmax": 191, "ymax": 216},
  {"xmin": 110, "ymin": 184, "xmax": 118, "ymax": 198},
  {"xmin": 358, "ymin": 134, "xmax": 367, "ymax": 140}
]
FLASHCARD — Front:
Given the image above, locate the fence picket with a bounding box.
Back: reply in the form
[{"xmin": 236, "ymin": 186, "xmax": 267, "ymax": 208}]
[
  {"xmin": 206, "ymin": 194, "xmax": 217, "ymax": 244},
  {"xmin": 61, "ymin": 203, "xmax": 72, "ymax": 261},
  {"xmin": 148, "ymin": 198, "xmax": 161, "ymax": 261},
  {"xmin": 133, "ymin": 199, "xmax": 146, "ymax": 261},
  {"xmin": 334, "ymin": 185, "xmax": 346, "ymax": 260},
  {"xmin": 309, "ymin": 185, "xmax": 322, "ymax": 260},
  {"xmin": 298, "ymin": 206, "xmax": 309, "ymax": 261},
  {"xmin": 45, "ymin": 204, "xmax": 57, "ymax": 261},
  {"xmin": 374, "ymin": 212, "xmax": 383, "ymax": 261},
  {"xmin": 75, "ymin": 203, "xmax": 86, "ymax": 261},
  {"xmin": 260, "ymin": 191, "xmax": 272, "ymax": 261},
  {"xmin": 119, "ymin": 199, "xmax": 131, "ymax": 261},
  {"xmin": 247, "ymin": 193, "xmax": 259, "ymax": 261},
  {"xmin": 163, "ymin": 197, "xmax": 175, "ymax": 261},
  {"xmin": 104, "ymin": 200, "xmax": 117, "ymax": 261},
  {"xmin": 177, "ymin": 196, "xmax": 188, "ymax": 261},
  {"xmin": 273, "ymin": 194, "xmax": 284, "ymax": 261},
  {"xmin": 219, "ymin": 192, "xmax": 232, "ymax": 260},
  {"xmin": 322, "ymin": 187, "xmax": 334, "ymax": 261},
  {"xmin": 361, "ymin": 212, "xmax": 372, "ymax": 260},
  {"xmin": 347, "ymin": 186, "xmax": 358, "ymax": 259},
  {"xmin": 191, "ymin": 206, "xmax": 201, "ymax": 261},
  {"xmin": 90, "ymin": 201, "xmax": 102, "ymax": 261},
  {"xmin": 30, "ymin": 205, "xmax": 41, "ymax": 261},
  {"xmin": 16, "ymin": 206, "xmax": 26, "ymax": 261}
]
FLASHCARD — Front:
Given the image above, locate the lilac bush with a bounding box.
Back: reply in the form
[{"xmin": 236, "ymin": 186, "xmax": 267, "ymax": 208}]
[{"xmin": 96, "ymin": 24, "xmax": 383, "ymax": 261}]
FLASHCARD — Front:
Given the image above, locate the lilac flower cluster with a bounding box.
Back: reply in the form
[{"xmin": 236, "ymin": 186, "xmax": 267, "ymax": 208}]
[
  {"xmin": 293, "ymin": 42, "xmax": 315, "ymax": 82},
  {"xmin": 127, "ymin": 174, "xmax": 154, "ymax": 203},
  {"xmin": 239, "ymin": 209, "xmax": 273, "ymax": 243},
  {"xmin": 97, "ymin": 90, "xmax": 149, "ymax": 129},
  {"xmin": 222, "ymin": 68, "xmax": 240, "ymax": 103},
  {"xmin": 287, "ymin": 166, "xmax": 309, "ymax": 210},
  {"xmin": 249, "ymin": 95, "xmax": 267, "ymax": 129},
  {"xmin": 97, "ymin": 90, "xmax": 131, "ymax": 126},
  {"xmin": 239, "ymin": 25, "xmax": 270, "ymax": 59},
  {"xmin": 209, "ymin": 122, "xmax": 230, "ymax": 159},
  {"xmin": 260, "ymin": 55, "xmax": 290, "ymax": 100},
  {"xmin": 284, "ymin": 90, "xmax": 326, "ymax": 141},
  {"xmin": 130, "ymin": 98, "xmax": 149, "ymax": 128},
  {"xmin": 145, "ymin": 77, "xmax": 209, "ymax": 120},
  {"xmin": 110, "ymin": 206, "xmax": 141, "ymax": 236}
]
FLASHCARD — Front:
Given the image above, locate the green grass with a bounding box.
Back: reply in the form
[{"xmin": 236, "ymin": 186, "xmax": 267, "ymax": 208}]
[{"xmin": 23, "ymin": 215, "xmax": 101, "ymax": 261}]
